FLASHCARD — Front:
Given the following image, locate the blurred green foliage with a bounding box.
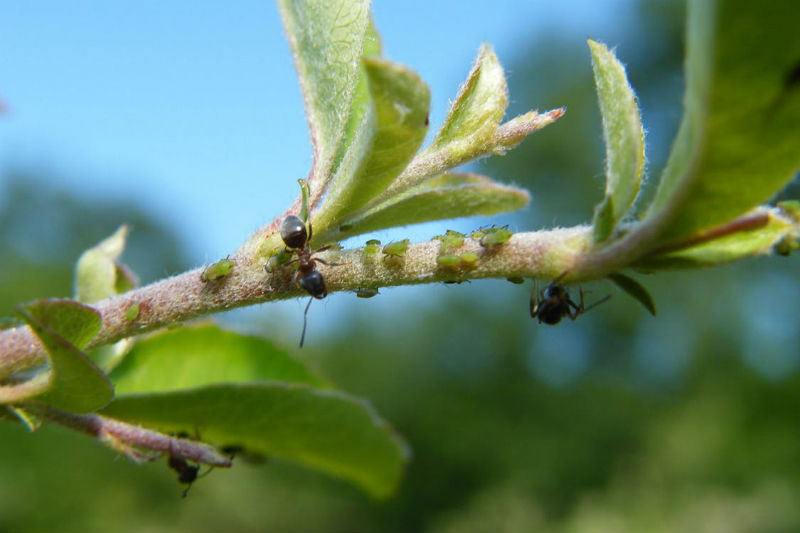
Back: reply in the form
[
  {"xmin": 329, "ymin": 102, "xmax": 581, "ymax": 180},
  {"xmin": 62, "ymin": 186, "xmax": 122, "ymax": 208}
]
[{"xmin": 2, "ymin": 2, "xmax": 800, "ymax": 531}]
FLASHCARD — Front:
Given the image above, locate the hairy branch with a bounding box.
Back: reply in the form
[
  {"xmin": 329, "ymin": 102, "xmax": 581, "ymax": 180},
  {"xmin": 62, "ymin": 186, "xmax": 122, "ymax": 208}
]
[
  {"xmin": 24, "ymin": 403, "xmax": 232, "ymax": 466},
  {"xmin": 1, "ymin": 226, "xmax": 595, "ymax": 379}
]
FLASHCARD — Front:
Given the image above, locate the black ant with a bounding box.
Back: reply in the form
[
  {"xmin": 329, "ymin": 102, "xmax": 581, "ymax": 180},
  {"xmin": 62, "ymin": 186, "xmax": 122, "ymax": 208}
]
[
  {"xmin": 530, "ymin": 273, "xmax": 610, "ymax": 325},
  {"xmin": 279, "ymin": 215, "xmax": 342, "ymax": 347},
  {"xmin": 167, "ymin": 443, "xmax": 201, "ymax": 498}
]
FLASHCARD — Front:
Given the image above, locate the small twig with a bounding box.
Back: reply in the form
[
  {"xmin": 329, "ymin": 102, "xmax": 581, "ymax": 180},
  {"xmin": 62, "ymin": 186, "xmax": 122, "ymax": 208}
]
[
  {"xmin": 645, "ymin": 210, "xmax": 770, "ymax": 256},
  {"xmin": 0, "ymin": 226, "xmax": 594, "ymax": 379},
  {"xmin": 25, "ymin": 403, "xmax": 232, "ymax": 467}
]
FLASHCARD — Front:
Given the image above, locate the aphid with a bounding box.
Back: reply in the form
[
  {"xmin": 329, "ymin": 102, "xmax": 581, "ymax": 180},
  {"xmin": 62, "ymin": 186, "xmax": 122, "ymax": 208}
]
[
  {"xmin": 479, "ymin": 227, "xmax": 513, "ymax": 248},
  {"xmin": 436, "ymin": 254, "xmax": 461, "ymax": 267},
  {"xmin": 354, "ymin": 287, "xmax": 379, "ymax": 298},
  {"xmin": 200, "ymin": 257, "xmax": 235, "ymax": 282},
  {"xmin": 441, "ymin": 230, "xmax": 465, "ymax": 250},
  {"xmin": 382, "ymin": 239, "xmax": 410, "ymax": 257},
  {"xmin": 459, "ymin": 252, "xmax": 479, "ymax": 267},
  {"xmin": 530, "ymin": 273, "xmax": 610, "ymax": 325},
  {"xmin": 364, "ymin": 239, "xmax": 382, "ymax": 255},
  {"xmin": 279, "ymin": 215, "xmax": 341, "ymax": 347},
  {"xmin": 125, "ymin": 302, "xmax": 140, "ymax": 321}
]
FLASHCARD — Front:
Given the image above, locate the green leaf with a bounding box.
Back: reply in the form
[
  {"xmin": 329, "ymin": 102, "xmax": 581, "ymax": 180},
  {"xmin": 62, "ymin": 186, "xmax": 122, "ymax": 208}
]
[
  {"xmin": 315, "ymin": 57, "xmax": 431, "ymax": 235},
  {"xmin": 73, "ymin": 225, "xmax": 138, "ymax": 372},
  {"xmin": 276, "ymin": 0, "xmax": 370, "ymax": 193},
  {"xmin": 74, "ymin": 225, "xmax": 130, "ymax": 304},
  {"xmin": 330, "ymin": 15, "xmax": 383, "ymax": 179},
  {"xmin": 376, "ymin": 43, "xmax": 510, "ymax": 199},
  {"xmin": 429, "ymin": 43, "xmax": 508, "ymax": 160},
  {"xmin": 102, "ymin": 384, "xmax": 409, "ymax": 499},
  {"xmin": 608, "ymin": 272, "xmax": 656, "ymax": 316},
  {"xmin": 588, "ymin": 40, "xmax": 645, "ymax": 243},
  {"xmin": 109, "ymin": 324, "xmax": 327, "ymax": 394},
  {"xmin": 324, "ymin": 173, "xmax": 529, "ymax": 241},
  {"xmin": 5, "ymin": 300, "xmax": 113, "ymax": 413},
  {"xmin": 635, "ymin": 207, "xmax": 796, "ymax": 269},
  {"xmin": 646, "ymin": 0, "xmax": 800, "ymax": 242}
]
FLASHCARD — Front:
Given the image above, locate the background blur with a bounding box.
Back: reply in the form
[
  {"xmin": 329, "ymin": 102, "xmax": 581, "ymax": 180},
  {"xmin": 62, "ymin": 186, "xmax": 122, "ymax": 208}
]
[{"xmin": 3, "ymin": 1, "xmax": 800, "ymax": 531}]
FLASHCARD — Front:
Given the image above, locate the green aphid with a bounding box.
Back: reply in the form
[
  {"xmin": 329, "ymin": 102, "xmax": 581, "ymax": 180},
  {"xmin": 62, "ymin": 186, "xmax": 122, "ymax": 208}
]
[
  {"xmin": 266, "ymin": 248, "xmax": 293, "ymax": 272},
  {"xmin": 442, "ymin": 230, "xmax": 465, "ymax": 249},
  {"xmin": 354, "ymin": 287, "xmax": 379, "ymax": 298},
  {"xmin": 459, "ymin": 252, "xmax": 480, "ymax": 266},
  {"xmin": 383, "ymin": 239, "xmax": 410, "ymax": 257},
  {"xmin": 200, "ymin": 257, "xmax": 235, "ymax": 282},
  {"xmin": 437, "ymin": 254, "xmax": 461, "ymax": 267},
  {"xmin": 506, "ymin": 276, "xmax": 525, "ymax": 284},
  {"xmin": 364, "ymin": 239, "xmax": 382, "ymax": 255},
  {"xmin": 479, "ymin": 227, "xmax": 513, "ymax": 247},
  {"xmin": 470, "ymin": 229, "xmax": 486, "ymax": 240},
  {"xmin": 125, "ymin": 302, "xmax": 140, "ymax": 321}
]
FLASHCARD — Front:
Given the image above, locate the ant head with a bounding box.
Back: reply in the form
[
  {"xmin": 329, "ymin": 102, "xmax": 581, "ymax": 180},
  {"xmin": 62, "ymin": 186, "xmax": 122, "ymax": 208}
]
[
  {"xmin": 299, "ymin": 270, "xmax": 326, "ymax": 299},
  {"xmin": 281, "ymin": 215, "xmax": 308, "ymax": 250},
  {"xmin": 543, "ymin": 283, "xmax": 567, "ymax": 301}
]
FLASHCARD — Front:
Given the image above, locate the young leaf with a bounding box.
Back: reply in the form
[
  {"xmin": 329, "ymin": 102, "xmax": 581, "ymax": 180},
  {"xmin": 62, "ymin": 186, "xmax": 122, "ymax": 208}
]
[
  {"xmin": 314, "ymin": 57, "xmax": 430, "ymax": 235},
  {"xmin": 109, "ymin": 324, "xmax": 327, "ymax": 394},
  {"xmin": 330, "ymin": 16, "xmax": 384, "ymax": 179},
  {"xmin": 588, "ymin": 40, "xmax": 645, "ymax": 243},
  {"xmin": 645, "ymin": 0, "xmax": 800, "ymax": 242},
  {"xmin": 276, "ymin": 0, "xmax": 370, "ymax": 197},
  {"xmin": 74, "ymin": 225, "xmax": 130, "ymax": 304},
  {"xmin": 102, "ymin": 384, "xmax": 409, "ymax": 499},
  {"xmin": 608, "ymin": 272, "xmax": 656, "ymax": 316},
  {"xmin": 379, "ymin": 43, "xmax": 509, "ymax": 198},
  {"xmin": 319, "ymin": 173, "xmax": 529, "ymax": 242},
  {"xmin": 73, "ymin": 226, "xmax": 137, "ymax": 373},
  {"xmin": 3, "ymin": 300, "xmax": 113, "ymax": 413}
]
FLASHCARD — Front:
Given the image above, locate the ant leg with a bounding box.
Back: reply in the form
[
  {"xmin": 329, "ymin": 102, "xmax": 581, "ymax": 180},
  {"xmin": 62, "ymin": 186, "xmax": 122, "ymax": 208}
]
[
  {"xmin": 299, "ymin": 297, "xmax": 313, "ymax": 348},
  {"xmin": 311, "ymin": 256, "xmax": 346, "ymax": 267},
  {"xmin": 582, "ymin": 294, "xmax": 612, "ymax": 314}
]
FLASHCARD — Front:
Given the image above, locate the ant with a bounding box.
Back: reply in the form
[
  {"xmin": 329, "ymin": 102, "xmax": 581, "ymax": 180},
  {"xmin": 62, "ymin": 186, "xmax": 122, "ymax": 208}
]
[
  {"xmin": 167, "ymin": 442, "xmax": 201, "ymax": 498},
  {"xmin": 530, "ymin": 273, "xmax": 610, "ymax": 325},
  {"xmin": 279, "ymin": 215, "xmax": 342, "ymax": 347}
]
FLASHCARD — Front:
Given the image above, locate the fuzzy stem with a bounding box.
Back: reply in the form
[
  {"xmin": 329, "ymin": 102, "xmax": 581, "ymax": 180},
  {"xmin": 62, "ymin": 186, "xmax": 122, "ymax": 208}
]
[
  {"xmin": 24, "ymin": 403, "xmax": 232, "ymax": 466},
  {"xmin": 0, "ymin": 226, "xmax": 593, "ymax": 379}
]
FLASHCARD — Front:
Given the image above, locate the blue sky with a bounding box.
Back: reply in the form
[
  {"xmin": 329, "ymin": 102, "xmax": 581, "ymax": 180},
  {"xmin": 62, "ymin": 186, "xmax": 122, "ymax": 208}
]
[
  {"xmin": 0, "ymin": 1, "xmax": 643, "ymax": 352},
  {"xmin": 0, "ymin": 0, "xmax": 633, "ymax": 261}
]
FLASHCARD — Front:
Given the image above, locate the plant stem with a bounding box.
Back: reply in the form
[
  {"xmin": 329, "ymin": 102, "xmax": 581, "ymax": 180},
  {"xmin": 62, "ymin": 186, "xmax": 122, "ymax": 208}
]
[
  {"xmin": 0, "ymin": 226, "xmax": 593, "ymax": 379},
  {"xmin": 25, "ymin": 403, "xmax": 232, "ymax": 466}
]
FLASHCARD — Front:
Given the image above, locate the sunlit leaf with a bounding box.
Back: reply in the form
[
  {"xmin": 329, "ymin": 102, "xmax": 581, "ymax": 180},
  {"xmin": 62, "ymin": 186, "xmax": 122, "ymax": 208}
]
[
  {"xmin": 74, "ymin": 225, "xmax": 130, "ymax": 304},
  {"xmin": 2, "ymin": 300, "xmax": 113, "ymax": 413},
  {"xmin": 276, "ymin": 0, "xmax": 370, "ymax": 195},
  {"xmin": 646, "ymin": 0, "xmax": 800, "ymax": 242},
  {"xmin": 326, "ymin": 173, "xmax": 529, "ymax": 241},
  {"xmin": 588, "ymin": 40, "xmax": 645, "ymax": 243},
  {"xmin": 102, "ymin": 384, "xmax": 409, "ymax": 499},
  {"xmin": 73, "ymin": 225, "xmax": 137, "ymax": 372},
  {"xmin": 315, "ymin": 57, "xmax": 430, "ymax": 235},
  {"xmin": 109, "ymin": 324, "xmax": 327, "ymax": 394}
]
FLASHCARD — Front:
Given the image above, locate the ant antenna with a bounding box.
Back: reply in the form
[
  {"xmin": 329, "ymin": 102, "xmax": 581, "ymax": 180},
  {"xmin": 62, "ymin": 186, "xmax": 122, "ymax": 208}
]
[{"xmin": 299, "ymin": 297, "xmax": 313, "ymax": 348}]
